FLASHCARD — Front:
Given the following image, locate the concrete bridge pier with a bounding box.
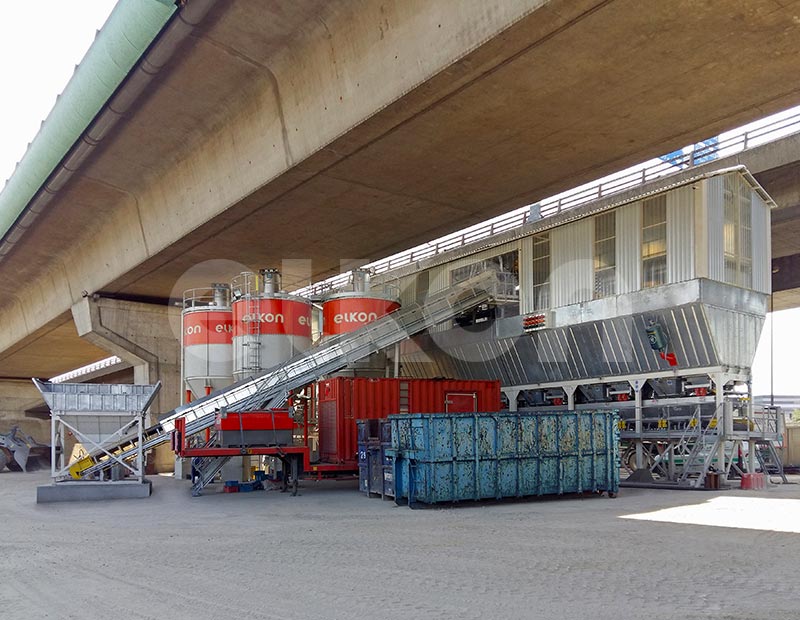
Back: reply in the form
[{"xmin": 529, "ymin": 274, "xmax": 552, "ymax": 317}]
[
  {"xmin": 70, "ymin": 297, "xmax": 181, "ymax": 420},
  {"xmin": 71, "ymin": 297, "xmax": 182, "ymax": 473}
]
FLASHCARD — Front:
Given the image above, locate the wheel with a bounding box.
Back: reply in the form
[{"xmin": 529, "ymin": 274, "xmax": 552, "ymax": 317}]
[{"xmin": 607, "ymin": 491, "xmax": 617, "ymax": 499}]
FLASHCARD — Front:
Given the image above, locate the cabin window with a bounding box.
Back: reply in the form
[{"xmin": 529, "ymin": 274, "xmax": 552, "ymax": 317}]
[
  {"xmin": 594, "ymin": 211, "xmax": 616, "ymax": 298},
  {"xmin": 724, "ymin": 175, "xmax": 753, "ymax": 288},
  {"xmin": 531, "ymin": 233, "xmax": 551, "ymax": 310},
  {"xmin": 642, "ymin": 196, "xmax": 667, "ymax": 288}
]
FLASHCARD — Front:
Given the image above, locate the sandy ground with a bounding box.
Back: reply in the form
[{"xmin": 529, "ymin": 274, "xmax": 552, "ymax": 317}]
[{"xmin": 2, "ymin": 471, "xmax": 799, "ymax": 620}]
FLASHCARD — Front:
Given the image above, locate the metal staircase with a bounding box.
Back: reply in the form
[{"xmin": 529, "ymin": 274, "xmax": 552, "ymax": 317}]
[
  {"xmin": 678, "ymin": 408, "xmax": 722, "ymax": 488},
  {"xmin": 190, "ymin": 455, "xmax": 232, "ymax": 496},
  {"xmin": 73, "ymin": 269, "xmax": 503, "ymax": 480},
  {"xmin": 754, "ymin": 439, "xmax": 788, "ymax": 484}
]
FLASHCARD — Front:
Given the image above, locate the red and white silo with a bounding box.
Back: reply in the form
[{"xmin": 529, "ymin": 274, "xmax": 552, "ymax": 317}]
[
  {"xmin": 231, "ymin": 269, "xmax": 312, "ymax": 381},
  {"xmin": 322, "ymin": 269, "xmax": 400, "ymax": 338},
  {"xmin": 181, "ymin": 283, "xmax": 234, "ymax": 403}
]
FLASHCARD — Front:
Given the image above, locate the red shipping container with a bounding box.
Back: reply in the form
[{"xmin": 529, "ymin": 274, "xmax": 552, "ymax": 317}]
[{"xmin": 317, "ymin": 377, "xmax": 501, "ymax": 465}]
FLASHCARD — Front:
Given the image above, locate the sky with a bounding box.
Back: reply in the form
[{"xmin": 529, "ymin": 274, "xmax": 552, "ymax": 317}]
[
  {"xmin": 0, "ymin": 1, "xmax": 114, "ymax": 185},
  {"xmin": 1, "ymin": 2, "xmax": 798, "ymax": 397}
]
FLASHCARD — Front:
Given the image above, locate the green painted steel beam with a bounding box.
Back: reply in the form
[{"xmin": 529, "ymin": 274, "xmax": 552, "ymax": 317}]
[{"xmin": 0, "ymin": 0, "xmax": 176, "ymax": 240}]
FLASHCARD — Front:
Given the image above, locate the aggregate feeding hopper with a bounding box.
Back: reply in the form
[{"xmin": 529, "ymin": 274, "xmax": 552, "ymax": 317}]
[{"xmin": 33, "ymin": 379, "xmax": 161, "ymax": 484}]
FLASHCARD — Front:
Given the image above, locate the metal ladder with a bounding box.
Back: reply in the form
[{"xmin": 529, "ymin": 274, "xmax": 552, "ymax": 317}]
[
  {"xmin": 75, "ymin": 270, "xmax": 503, "ymax": 480},
  {"xmin": 243, "ymin": 276, "xmax": 262, "ymax": 376},
  {"xmin": 754, "ymin": 439, "xmax": 788, "ymax": 483}
]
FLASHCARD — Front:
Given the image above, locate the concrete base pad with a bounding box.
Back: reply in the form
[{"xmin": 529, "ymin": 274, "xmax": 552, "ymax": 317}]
[{"xmin": 37, "ymin": 480, "xmax": 152, "ymax": 503}]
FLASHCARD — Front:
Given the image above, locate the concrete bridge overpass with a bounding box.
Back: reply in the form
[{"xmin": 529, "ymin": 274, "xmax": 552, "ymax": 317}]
[{"xmin": 3, "ymin": 0, "xmax": 800, "ymax": 426}]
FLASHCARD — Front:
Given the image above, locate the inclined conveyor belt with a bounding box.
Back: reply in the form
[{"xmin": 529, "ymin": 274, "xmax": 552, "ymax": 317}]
[{"xmin": 76, "ymin": 270, "xmax": 501, "ymax": 479}]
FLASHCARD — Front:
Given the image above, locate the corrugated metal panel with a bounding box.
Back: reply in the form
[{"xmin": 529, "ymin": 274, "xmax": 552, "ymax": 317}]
[
  {"xmin": 616, "ymin": 202, "xmax": 641, "ymax": 294},
  {"xmin": 426, "ymin": 265, "xmax": 450, "ymax": 333},
  {"xmin": 703, "ymin": 305, "xmax": 765, "ymax": 368},
  {"xmin": 403, "ymin": 302, "xmax": 722, "ymax": 386},
  {"xmin": 519, "ymin": 236, "xmax": 534, "ymax": 314},
  {"xmin": 705, "ymin": 176, "xmax": 726, "ymax": 282},
  {"xmin": 427, "ymin": 264, "xmax": 450, "ymax": 294},
  {"xmin": 394, "ymin": 274, "xmax": 417, "ymax": 307},
  {"xmin": 36, "ymin": 381, "xmax": 160, "ymax": 413},
  {"xmin": 667, "ymin": 185, "xmax": 695, "ymax": 283},
  {"xmin": 551, "ymin": 219, "xmax": 593, "ymax": 307},
  {"xmin": 751, "ymin": 191, "xmax": 771, "ymax": 294}
]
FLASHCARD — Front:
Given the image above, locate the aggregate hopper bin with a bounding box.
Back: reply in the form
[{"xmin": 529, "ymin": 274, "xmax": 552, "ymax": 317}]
[{"xmin": 33, "ymin": 379, "xmax": 161, "ymax": 486}]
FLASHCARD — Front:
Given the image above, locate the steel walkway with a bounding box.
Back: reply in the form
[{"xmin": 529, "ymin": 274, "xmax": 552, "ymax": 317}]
[{"xmin": 74, "ymin": 270, "xmax": 503, "ymax": 480}]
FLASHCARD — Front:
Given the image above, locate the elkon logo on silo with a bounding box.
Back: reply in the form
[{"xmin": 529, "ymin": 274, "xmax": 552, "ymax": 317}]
[
  {"xmin": 184, "ymin": 323, "xmax": 233, "ymax": 335},
  {"xmin": 333, "ymin": 311, "xmax": 379, "ymax": 324},
  {"xmin": 242, "ymin": 312, "xmax": 309, "ymax": 326}
]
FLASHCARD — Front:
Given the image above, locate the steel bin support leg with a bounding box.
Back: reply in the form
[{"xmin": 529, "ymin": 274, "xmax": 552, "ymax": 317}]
[
  {"xmin": 631, "ymin": 380, "xmax": 644, "ymax": 470},
  {"xmin": 713, "ymin": 373, "xmax": 727, "ymax": 483}
]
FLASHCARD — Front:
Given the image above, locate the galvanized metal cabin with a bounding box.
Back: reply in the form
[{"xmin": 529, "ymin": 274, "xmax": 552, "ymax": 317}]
[{"xmin": 371, "ymin": 167, "xmax": 779, "ymax": 485}]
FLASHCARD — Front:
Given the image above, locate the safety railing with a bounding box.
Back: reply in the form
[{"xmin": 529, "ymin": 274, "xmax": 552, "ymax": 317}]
[
  {"xmin": 295, "ymin": 106, "xmax": 800, "ymax": 298},
  {"xmin": 182, "ymin": 285, "xmax": 231, "ymax": 309},
  {"xmin": 748, "ymin": 406, "xmax": 783, "ymax": 440}
]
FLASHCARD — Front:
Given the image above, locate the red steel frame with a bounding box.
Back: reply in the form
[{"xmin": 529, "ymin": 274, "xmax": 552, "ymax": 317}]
[{"xmin": 171, "ymin": 416, "xmax": 355, "ymax": 475}]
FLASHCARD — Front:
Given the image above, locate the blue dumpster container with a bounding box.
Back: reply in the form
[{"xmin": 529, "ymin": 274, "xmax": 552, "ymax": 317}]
[
  {"xmin": 359, "ymin": 443, "xmax": 386, "ymax": 497},
  {"xmin": 389, "ymin": 411, "xmax": 618, "ymax": 506}
]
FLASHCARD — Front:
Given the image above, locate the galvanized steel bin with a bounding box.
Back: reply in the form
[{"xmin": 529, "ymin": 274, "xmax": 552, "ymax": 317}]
[{"xmin": 387, "ymin": 411, "xmax": 619, "ymax": 506}]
